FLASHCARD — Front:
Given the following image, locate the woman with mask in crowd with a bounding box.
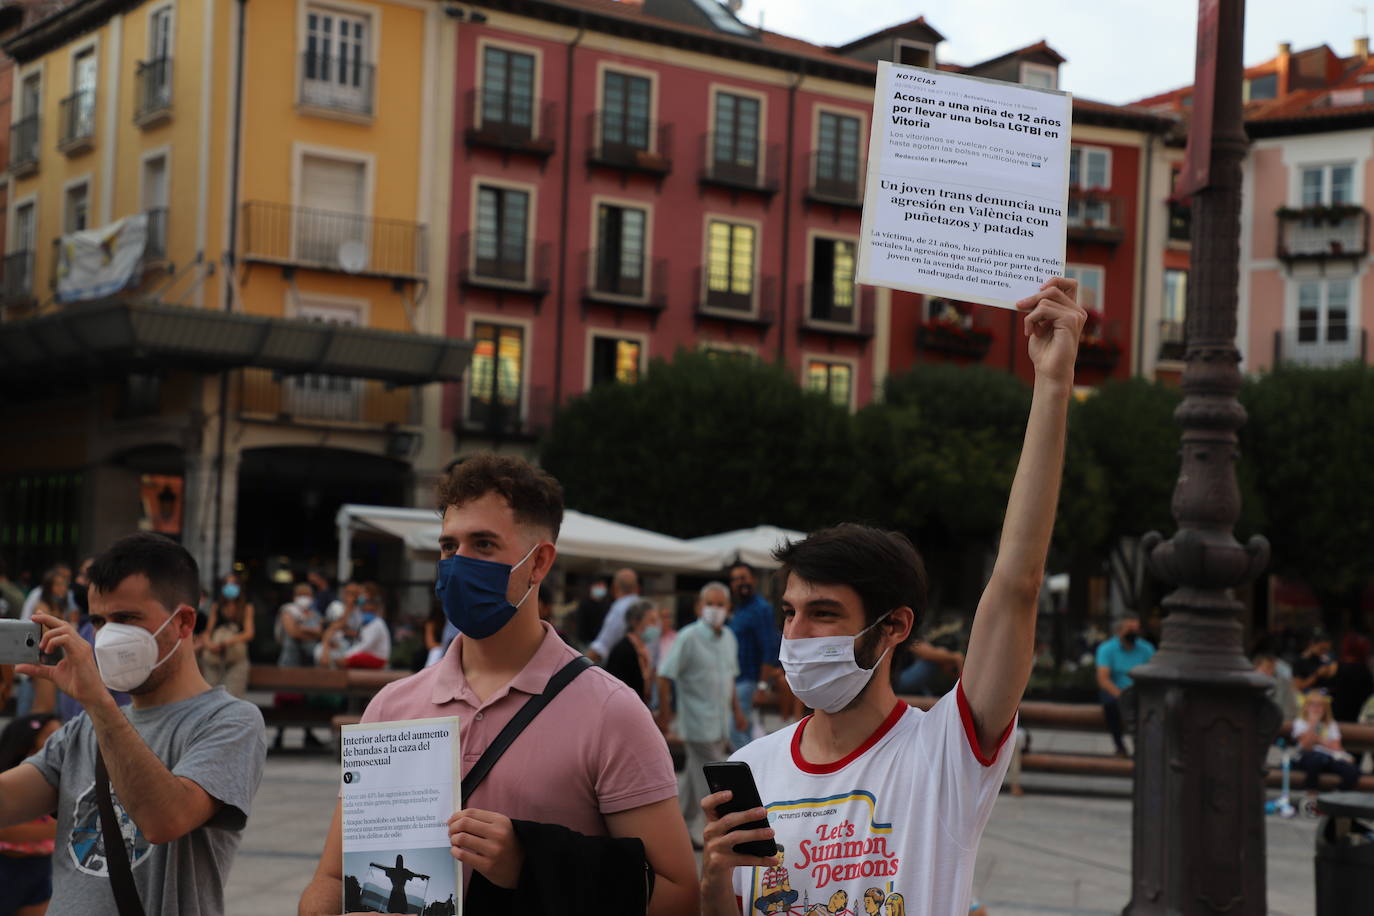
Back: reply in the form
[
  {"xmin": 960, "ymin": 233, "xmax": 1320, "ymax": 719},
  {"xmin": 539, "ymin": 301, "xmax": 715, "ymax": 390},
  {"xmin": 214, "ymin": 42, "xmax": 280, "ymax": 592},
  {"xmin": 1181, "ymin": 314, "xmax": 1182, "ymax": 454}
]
[
  {"xmin": 606, "ymin": 599, "xmax": 662, "ymax": 704},
  {"xmin": 0, "ymin": 714, "xmax": 61, "ymax": 916},
  {"xmin": 200, "ymin": 572, "xmax": 255, "ymax": 698},
  {"xmin": 277, "ymin": 581, "xmax": 324, "ymax": 667}
]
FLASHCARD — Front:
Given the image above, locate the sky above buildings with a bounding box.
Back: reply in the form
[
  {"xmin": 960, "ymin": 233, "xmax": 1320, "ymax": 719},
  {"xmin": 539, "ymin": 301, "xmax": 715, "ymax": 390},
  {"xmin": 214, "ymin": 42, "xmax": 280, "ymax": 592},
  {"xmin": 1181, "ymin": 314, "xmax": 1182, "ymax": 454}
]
[{"xmin": 746, "ymin": 0, "xmax": 1365, "ymax": 105}]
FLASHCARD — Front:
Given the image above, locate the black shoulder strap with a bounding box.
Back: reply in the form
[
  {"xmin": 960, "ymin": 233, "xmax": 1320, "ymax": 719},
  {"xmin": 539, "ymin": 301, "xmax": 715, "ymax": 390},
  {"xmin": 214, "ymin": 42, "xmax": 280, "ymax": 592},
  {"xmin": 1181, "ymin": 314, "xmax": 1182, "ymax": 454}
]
[
  {"xmin": 462, "ymin": 655, "xmax": 593, "ymax": 803},
  {"xmin": 94, "ymin": 748, "xmax": 147, "ymax": 916}
]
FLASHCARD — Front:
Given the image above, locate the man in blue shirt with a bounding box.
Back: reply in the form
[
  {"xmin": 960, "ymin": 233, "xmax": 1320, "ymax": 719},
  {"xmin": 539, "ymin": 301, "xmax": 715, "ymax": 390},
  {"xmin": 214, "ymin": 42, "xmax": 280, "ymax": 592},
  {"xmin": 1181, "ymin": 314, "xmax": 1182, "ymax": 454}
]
[
  {"xmin": 725, "ymin": 562, "xmax": 781, "ymax": 750},
  {"xmin": 1096, "ymin": 615, "xmax": 1156, "ymax": 757}
]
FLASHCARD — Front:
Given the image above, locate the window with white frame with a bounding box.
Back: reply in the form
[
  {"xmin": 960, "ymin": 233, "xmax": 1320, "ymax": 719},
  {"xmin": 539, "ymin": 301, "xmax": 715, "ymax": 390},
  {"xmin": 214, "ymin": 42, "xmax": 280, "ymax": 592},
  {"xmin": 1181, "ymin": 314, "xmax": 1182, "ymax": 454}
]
[
  {"xmin": 600, "ymin": 71, "xmax": 652, "ymax": 153},
  {"xmin": 64, "ymin": 183, "xmax": 89, "ymax": 233},
  {"xmin": 1020, "ymin": 62, "xmax": 1058, "ymax": 89},
  {"xmin": 302, "ymin": 5, "xmax": 373, "ymax": 116},
  {"xmin": 141, "ymin": 155, "xmax": 169, "ymax": 257},
  {"xmin": 1296, "ymin": 277, "xmax": 1351, "ymax": 344},
  {"xmin": 297, "ymin": 154, "xmax": 368, "ymax": 266},
  {"xmin": 805, "ymin": 359, "xmax": 852, "ymax": 408},
  {"xmin": 594, "ymin": 203, "xmax": 647, "ymax": 298},
  {"xmin": 468, "ymin": 322, "xmax": 525, "ymax": 430},
  {"xmin": 590, "ymin": 335, "xmax": 643, "ymax": 386},
  {"xmin": 1163, "ymin": 269, "xmax": 1187, "ymax": 324},
  {"xmin": 815, "ymin": 111, "xmax": 861, "ymax": 197},
  {"xmin": 137, "ymin": 6, "xmax": 174, "ymax": 118},
  {"xmin": 12, "ymin": 73, "xmax": 41, "ymax": 167},
  {"xmin": 705, "ymin": 219, "xmax": 755, "ymax": 310},
  {"xmin": 475, "ymin": 185, "xmax": 530, "ymax": 282},
  {"xmin": 894, "ymin": 39, "xmax": 932, "ymax": 68},
  {"xmin": 810, "ymin": 237, "xmax": 856, "ymax": 323},
  {"xmin": 481, "ymin": 46, "xmax": 536, "ymax": 135},
  {"xmin": 65, "ymin": 47, "xmax": 98, "ymax": 145},
  {"xmin": 290, "ymin": 301, "xmax": 363, "ymax": 420},
  {"xmin": 1300, "ymin": 164, "xmax": 1355, "ymax": 207},
  {"xmin": 712, "ymin": 91, "xmax": 761, "ymax": 181},
  {"xmin": 7, "ymin": 202, "xmax": 36, "ymax": 297},
  {"xmin": 1069, "ymin": 146, "xmax": 1110, "ymax": 190},
  {"xmin": 1064, "ymin": 264, "xmax": 1104, "ymax": 312}
]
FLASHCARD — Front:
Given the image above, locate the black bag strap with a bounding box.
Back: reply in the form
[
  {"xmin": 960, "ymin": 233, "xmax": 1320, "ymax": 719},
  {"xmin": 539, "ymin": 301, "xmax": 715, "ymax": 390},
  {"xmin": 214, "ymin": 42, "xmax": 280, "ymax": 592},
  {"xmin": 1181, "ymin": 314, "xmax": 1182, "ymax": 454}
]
[
  {"xmin": 94, "ymin": 748, "xmax": 147, "ymax": 916},
  {"xmin": 462, "ymin": 655, "xmax": 593, "ymax": 802}
]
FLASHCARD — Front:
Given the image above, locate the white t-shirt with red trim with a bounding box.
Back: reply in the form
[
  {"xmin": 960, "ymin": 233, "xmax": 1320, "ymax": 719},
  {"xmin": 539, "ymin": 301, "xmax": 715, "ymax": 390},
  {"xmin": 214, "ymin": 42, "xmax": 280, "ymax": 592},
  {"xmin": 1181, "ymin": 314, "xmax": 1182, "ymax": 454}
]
[{"xmin": 729, "ymin": 682, "xmax": 1013, "ymax": 916}]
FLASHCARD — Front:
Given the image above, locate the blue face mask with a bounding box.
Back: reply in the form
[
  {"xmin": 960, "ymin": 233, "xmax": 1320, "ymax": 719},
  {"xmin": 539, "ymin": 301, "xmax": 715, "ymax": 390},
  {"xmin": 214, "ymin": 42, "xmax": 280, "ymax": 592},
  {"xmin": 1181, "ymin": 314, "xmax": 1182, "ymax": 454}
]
[
  {"xmin": 222, "ymin": 583, "xmax": 241, "ymax": 600},
  {"xmin": 640, "ymin": 625, "xmax": 662, "ymax": 645},
  {"xmin": 360, "ymin": 612, "xmax": 377, "ymax": 626},
  {"xmin": 434, "ymin": 544, "xmax": 538, "ymax": 640}
]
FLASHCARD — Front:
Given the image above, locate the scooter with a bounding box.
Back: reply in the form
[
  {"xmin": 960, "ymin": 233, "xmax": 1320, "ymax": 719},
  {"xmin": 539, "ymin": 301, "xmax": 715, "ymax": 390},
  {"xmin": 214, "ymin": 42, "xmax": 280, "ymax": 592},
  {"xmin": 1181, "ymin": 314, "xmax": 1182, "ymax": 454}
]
[{"xmin": 1265, "ymin": 737, "xmax": 1297, "ymax": 819}]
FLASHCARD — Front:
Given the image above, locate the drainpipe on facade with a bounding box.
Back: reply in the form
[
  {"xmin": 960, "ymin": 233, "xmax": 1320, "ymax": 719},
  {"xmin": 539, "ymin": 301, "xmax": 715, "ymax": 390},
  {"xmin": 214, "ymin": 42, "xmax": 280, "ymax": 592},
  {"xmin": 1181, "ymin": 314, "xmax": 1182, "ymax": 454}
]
[
  {"xmin": 553, "ymin": 13, "xmax": 587, "ymax": 413},
  {"xmin": 211, "ymin": 0, "xmax": 249, "ymax": 588},
  {"xmin": 1134, "ymin": 131, "xmax": 1155, "ymax": 378},
  {"xmin": 777, "ymin": 62, "xmax": 803, "ymax": 366}
]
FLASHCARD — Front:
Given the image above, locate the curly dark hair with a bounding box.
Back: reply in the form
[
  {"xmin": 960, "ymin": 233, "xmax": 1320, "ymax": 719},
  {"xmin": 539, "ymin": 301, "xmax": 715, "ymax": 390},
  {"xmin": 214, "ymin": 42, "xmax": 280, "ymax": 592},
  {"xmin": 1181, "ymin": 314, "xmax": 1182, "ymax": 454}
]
[{"xmin": 436, "ymin": 453, "xmax": 564, "ymax": 540}]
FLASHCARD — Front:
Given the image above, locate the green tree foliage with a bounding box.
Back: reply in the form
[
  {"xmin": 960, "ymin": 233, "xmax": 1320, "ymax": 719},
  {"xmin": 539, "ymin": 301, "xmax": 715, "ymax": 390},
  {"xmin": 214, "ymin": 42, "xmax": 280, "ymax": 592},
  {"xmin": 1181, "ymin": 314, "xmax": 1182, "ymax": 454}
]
[
  {"xmin": 539, "ymin": 350, "xmax": 857, "ymax": 538},
  {"xmin": 1240, "ymin": 365, "xmax": 1374, "ymax": 626},
  {"xmin": 1066, "ymin": 378, "xmax": 1182, "ymax": 610},
  {"xmin": 853, "ymin": 365, "xmax": 1032, "ymax": 544}
]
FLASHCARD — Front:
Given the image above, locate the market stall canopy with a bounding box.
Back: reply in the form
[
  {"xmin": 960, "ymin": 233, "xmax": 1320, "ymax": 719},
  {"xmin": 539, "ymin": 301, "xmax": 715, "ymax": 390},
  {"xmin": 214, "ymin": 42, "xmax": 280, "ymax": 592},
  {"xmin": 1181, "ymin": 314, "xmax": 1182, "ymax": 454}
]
[
  {"xmin": 687, "ymin": 525, "xmax": 806, "ymax": 570},
  {"xmin": 336, "ymin": 504, "xmax": 727, "ymax": 577}
]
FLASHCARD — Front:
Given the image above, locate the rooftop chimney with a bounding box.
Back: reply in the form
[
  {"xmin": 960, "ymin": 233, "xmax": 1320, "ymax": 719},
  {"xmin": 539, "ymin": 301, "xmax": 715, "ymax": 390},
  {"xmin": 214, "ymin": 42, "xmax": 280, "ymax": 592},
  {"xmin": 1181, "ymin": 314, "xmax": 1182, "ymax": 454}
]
[{"xmin": 1356, "ymin": 37, "xmax": 1370, "ymax": 60}]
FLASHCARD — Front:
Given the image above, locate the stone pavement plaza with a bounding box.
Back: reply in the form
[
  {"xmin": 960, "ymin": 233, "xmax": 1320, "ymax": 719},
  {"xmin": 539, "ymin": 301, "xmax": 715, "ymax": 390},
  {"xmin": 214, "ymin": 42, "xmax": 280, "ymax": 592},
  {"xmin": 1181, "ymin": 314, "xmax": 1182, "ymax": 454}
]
[{"xmin": 227, "ymin": 727, "xmax": 1319, "ymax": 916}]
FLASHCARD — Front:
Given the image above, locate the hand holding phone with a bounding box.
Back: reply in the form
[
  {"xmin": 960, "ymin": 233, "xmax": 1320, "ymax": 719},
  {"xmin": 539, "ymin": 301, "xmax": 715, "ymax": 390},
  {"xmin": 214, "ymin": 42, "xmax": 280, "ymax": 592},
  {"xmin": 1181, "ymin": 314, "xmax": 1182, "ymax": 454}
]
[
  {"xmin": 702, "ymin": 761, "xmax": 777, "ymax": 858},
  {"xmin": 0, "ymin": 619, "xmax": 65, "ymax": 666}
]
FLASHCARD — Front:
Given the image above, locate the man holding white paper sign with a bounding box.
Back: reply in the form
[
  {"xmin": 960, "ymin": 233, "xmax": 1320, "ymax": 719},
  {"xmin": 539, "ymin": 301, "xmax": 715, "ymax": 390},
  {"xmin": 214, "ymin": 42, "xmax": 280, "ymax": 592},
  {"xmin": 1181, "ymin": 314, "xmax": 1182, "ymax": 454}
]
[
  {"xmin": 698, "ymin": 276, "xmax": 1086, "ymax": 916},
  {"xmin": 299, "ymin": 455, "xmax": 698, "ymax": 915},
  {"xmin": 857, "ymin": 61, "xmax": 1074, "ymax": 308}
]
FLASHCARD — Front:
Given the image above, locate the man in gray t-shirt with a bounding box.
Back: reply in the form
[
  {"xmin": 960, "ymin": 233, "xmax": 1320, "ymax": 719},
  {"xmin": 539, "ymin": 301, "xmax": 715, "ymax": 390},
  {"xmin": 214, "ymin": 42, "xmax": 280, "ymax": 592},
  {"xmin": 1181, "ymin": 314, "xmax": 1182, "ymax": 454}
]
[{"xmin": 0, "ymin": 533, "xmax": 266, "ymax": 916}]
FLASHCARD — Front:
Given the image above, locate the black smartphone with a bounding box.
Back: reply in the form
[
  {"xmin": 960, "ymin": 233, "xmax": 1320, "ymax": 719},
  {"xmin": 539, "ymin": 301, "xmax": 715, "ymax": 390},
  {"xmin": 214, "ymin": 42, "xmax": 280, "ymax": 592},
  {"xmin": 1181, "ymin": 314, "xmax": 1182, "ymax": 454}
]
[{"xmin": 702, "ymin": 760, "xmax": 777, "ymax": 858}]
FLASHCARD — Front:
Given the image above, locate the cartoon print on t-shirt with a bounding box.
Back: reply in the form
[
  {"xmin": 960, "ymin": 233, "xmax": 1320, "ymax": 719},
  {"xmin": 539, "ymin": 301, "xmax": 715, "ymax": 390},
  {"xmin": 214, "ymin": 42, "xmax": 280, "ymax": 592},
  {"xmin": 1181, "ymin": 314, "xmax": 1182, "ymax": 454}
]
[
  {"xmin": 747, "ymin": 789, "xmax": 902, "ymax": 916},
  {"xmin": 68, "ymin": 780, "xmax": 152, "ymax": 877}
]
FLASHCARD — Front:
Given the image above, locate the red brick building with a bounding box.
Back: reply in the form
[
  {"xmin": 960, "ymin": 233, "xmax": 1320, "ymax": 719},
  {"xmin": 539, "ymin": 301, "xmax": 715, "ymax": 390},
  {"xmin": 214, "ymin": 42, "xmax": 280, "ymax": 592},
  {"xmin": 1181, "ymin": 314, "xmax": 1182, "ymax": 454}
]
[{"xmin": 445, "ymin": 2, "xmax": 1175, "ymax": 456}]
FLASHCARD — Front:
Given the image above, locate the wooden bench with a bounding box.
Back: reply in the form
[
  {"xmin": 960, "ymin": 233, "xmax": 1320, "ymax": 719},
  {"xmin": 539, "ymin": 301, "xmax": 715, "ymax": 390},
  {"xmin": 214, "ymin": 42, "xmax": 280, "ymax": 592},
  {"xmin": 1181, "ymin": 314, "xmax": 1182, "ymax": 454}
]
[
  {"xmin": 896, "ymin": 695, "xmax": 1374, "ymax": 786},
  {"xmin": 248, "ymin": 666, "xmax": 409, "ymax": 740}
]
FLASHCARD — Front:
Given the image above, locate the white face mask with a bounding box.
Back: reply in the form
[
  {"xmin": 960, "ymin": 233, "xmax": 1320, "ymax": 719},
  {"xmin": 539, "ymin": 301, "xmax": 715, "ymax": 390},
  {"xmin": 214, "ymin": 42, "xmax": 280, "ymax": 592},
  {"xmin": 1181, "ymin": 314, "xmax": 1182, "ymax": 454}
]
[
  {"xmin": 702, "ymin": 604, "xmax": 728, "ymax": 628},
  {"xmin": 294, "ymin": 595, "xmax": 313, "ymax": 609},
  {"xmin": 94, "ymin": 611, "xmax": 181, "ymax": 692},
  {"xmin": 780, "ymin": 613, "xmax": 892, "ymax": 714}
]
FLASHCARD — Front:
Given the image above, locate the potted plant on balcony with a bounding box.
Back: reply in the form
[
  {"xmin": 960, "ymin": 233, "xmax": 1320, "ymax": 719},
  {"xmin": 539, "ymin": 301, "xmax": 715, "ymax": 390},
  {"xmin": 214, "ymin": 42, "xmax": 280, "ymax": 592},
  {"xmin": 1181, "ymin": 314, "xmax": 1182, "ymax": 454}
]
[{"xmin": 916, "ymin": 304, "xmax": 994, "ymax": 359}]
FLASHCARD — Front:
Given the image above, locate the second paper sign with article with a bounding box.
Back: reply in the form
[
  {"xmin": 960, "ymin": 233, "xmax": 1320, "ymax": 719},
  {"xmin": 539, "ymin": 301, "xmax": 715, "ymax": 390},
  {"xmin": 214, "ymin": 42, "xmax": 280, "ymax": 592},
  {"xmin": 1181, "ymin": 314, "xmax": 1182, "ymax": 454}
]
[
  {"xmin": 857, "ymin": 61, "xmax": 1073, "ymax": 309},
  {"xmin": 341, "ymin": 716, "xmax": 463, "ymax": 915}
]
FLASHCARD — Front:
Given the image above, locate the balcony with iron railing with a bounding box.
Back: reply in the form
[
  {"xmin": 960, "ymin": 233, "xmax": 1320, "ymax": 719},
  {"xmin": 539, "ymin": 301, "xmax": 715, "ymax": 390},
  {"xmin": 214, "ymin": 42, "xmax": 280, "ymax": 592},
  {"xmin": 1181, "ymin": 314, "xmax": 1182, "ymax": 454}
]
[
  {"xmin": 581, "ymin": 249, "xmax": 668, "ymax": 312},
  {"xmin": 799, "ymin": 283, "xmax": 876, "ymax": 338},
  {"xmin": 1158, "ymin": 319, "xmax": 1186, "ymax": 361},
  {"xmin": 586, "ymin": 112, "xmax": 672, "ymax": 176},
  {"xmin": 241, "ymin": 201, "xmax": 427, "ymax": 279},
  {"xmin": 9, "ymin": 115, "xmax": 39, "ymax": 176},
  {"xmin": 0, "ymin": 251, "xmax": 36, "ymax": 314},
  {"xmin": 1067, "ymin": 191, "xmax": 1124, "ymax": 244},
  {"xmin": 693, "ymin": 268, "xmax": 777, "ymax": 326},
  {"xmin": 463, "ymin": 89, "xmax": 556, "ymax": 158},
  {"xmin": 58, "ymin": 89, "xmax": 96, "ymax": 154},
  {"xmin": 1273, "ymin": 326, "xmax": 1369, "ymax": 368},
  {"xmin": 134, "ymin": 57, "xmax": 173, "ymax": 126},
  {"xmin": 699, "ymin": 134, "xmax": 781, "ymax": 196},
  {"xmin": 239, "ymin": 367, "xmax": 421, "ymax": 427},
  {"xmin": 1276, "ymin": 205, "xmax": 1369, "ymax": 262},
  {"xmin": 917, "ymin": 301, "xmax": 994, "ymax": 360},
  {"xmin": 804, "ymin": 152, "xmax": 866, "ymax": 208},
  {"xmin": 458, "ymin": 384, "xmax": 553, "ymax": 442},
  {"xmin": 299, "ymin": 52, "xmax": 375, "ymax": 118},
  {"xmin": 456, "ymin": 231, "xmax": 552, "ymax": 299}
]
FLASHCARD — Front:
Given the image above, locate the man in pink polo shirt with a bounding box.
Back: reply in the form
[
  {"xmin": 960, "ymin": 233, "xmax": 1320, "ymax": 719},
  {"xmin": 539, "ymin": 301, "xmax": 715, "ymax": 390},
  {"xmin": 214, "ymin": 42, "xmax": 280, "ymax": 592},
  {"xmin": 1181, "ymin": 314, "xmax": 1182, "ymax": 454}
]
[{"xmin": 299, "ymin": 454, "xmax": 698, "ymax": 915}]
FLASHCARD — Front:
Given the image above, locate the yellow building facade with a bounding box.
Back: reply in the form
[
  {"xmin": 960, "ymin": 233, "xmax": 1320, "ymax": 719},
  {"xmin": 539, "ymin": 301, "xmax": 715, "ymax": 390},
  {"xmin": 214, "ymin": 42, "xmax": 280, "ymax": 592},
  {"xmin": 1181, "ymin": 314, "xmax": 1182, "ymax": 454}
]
[{"xmin": 0, "ymin": 0, "xmax": 463, "ymax": 590}]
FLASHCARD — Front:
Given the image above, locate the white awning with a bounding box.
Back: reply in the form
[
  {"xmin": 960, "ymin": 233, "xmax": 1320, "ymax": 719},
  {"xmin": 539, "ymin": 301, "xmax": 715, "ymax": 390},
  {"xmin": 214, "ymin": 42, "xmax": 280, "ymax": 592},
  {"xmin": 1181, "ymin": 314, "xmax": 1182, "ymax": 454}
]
[
  {"xmin": 687, "ymin": 525, "xmax": 807, "ymax": 570},
  {"xmin": 335, "ymin": 504, "xmax": 727, "ymax": 576}
]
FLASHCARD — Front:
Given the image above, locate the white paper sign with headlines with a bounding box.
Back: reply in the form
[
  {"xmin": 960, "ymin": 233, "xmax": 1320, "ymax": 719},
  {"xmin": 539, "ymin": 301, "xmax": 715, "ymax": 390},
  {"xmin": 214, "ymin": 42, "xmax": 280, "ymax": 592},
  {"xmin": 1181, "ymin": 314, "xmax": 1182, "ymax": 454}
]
[{"xmin": 857, "ymin": 62, "xmax": 1073, "ymax": 309}]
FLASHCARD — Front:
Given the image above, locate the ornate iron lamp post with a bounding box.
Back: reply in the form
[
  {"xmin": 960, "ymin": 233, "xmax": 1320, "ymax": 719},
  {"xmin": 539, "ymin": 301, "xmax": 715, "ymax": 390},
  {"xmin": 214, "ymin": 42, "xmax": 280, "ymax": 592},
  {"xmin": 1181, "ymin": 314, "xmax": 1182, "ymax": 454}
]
[{"xmin": 1126, "ymin": 1, "xmax": 1277, "ymax": 913}]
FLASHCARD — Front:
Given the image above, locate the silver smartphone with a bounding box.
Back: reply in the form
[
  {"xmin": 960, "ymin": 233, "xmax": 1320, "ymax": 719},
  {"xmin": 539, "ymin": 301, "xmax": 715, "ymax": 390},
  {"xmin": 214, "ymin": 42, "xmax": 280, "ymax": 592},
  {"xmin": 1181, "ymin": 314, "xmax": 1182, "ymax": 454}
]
[{"xmin": 0, "ymin": 619, "xmax": 64, "ymax": 665}]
